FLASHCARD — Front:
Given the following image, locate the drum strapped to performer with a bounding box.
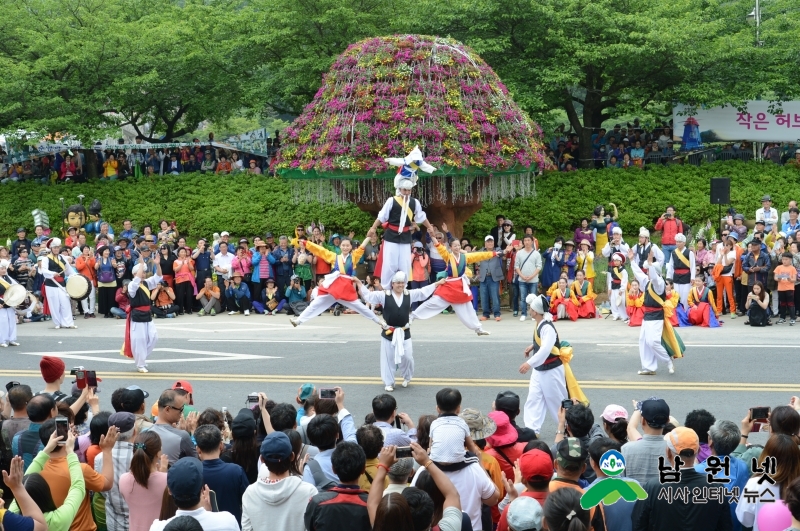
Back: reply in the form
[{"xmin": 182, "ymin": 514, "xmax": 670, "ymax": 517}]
[
  {"xmin": 66, "ymin": 274, "xmax": 91, "ymax": 300},
  {"xmin": 1, "ymin": 284, "xmax": 27, "ymax": 308}
]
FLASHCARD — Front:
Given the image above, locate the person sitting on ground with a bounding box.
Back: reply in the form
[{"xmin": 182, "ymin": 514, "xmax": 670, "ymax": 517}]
[
  {"xmin": 151, "ymin": 280, "xmax": 179, "ymax": 318},
  {"xmin": 196, "ymin": 276, "xmax": 222, "ymax": 316},
  {"xmin": 225, "ymin": 271, "xmax": 252, "ymax": 316},
  {"xmin": 304, "ymin": 441, "xmax": 371, "ymax": 531},
  {"xmin": 241, "ymin": 431, "xmax": 318, "ymax": 531},
  {"xmin": 149, "ymin": 457, "xmax": 239, "ymax": 531}
]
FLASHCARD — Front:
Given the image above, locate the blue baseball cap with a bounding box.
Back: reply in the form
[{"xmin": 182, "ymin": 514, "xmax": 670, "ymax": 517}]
[
  {"xmin": 167, "ymin": 458, "xmax": 204, "ymax": 502},
  {"xmin": 260, "ymin": 432, "xmax": 293, "ymax": 463}
]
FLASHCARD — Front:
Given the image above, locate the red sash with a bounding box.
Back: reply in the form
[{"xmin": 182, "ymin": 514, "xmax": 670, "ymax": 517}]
[
  {"xmin": 382, "ymin": 223, "xmax": 412, "ymax": 233},
  {"xmin": 123, "ymin": 305, "xmax": 152, "ymax": 358}
]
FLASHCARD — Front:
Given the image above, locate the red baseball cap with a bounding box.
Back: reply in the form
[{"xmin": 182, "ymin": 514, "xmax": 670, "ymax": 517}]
[
  {"xmin": 519, "ymin": 449, "xmax": 554, "ymax": 481},
  {"xmin": 172, "ymin": 380, "xmax": 194, "ymax": 404}
]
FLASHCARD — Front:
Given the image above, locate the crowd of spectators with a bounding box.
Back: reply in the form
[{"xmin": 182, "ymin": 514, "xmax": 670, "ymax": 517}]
[
  {"xmin": 2, "ymin": 359, "xmax": 800, "ymax": 531},
  {"xmin": 546, "ymin": 120, "xmax": 800, "ymax": 171},
  {"xmin": 0, "ymin": 133, "xmax": 279, "ymax": 184}
]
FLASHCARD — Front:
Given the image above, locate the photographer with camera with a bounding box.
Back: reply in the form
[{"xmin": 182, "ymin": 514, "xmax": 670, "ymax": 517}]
[
  {"xmin": 284, "ymin": 274, "xmax": 307, "ymax": 316},
  {"xmin": 409, "ymin": 242, "xmax": 430, "ymax": 310},
  {"xmin": 654, "ymin": 205, "xmax": 684, "ymax": 258},
  {"xmin": 151, "ymin": 278, "xmax": 179, "ymax": 318},
  {"xmin": 225, "ymin": 271, "xmax": 252, "ymax": 316}
]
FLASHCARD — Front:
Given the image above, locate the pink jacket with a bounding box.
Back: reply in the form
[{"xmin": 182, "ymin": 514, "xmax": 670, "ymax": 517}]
[{"xmin": 232, "ymin": 255, "xmax": 252, "ymax": 276}]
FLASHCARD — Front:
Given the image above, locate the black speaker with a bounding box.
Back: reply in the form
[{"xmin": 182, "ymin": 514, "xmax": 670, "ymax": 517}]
[{"xmin": 710, "ymin": 177, "xmax": 730, "ymax": 205}]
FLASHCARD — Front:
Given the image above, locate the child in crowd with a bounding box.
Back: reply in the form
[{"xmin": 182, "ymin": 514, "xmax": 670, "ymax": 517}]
[
  {"xmin": 774, "ymin": 251, "xmax": 798, "ymax": 325},
  {"xmin": 429, "ymin": 388, "xmax": 474, "ymax": 464},
  {"xmin": 626, "ymin": 280, "xmax": 644, "ymax": 326}
]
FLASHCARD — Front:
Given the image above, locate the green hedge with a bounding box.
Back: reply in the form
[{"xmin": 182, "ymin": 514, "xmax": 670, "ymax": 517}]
[
  {"xmin": 464, "ymin": 161, "xmax": 800, "ymax": 241},
  {"xmin": 1, "ymin": 162, "xmax": 797, "ymax": 244}
]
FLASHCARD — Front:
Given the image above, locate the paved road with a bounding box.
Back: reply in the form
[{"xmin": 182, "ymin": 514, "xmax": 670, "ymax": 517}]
[{"xmin": 3, "ymin": 312, "xmax": 795, "ymax": 446}]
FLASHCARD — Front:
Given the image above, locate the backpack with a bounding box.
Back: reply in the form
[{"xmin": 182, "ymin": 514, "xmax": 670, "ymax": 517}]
[{"xmin": 306, "ymin": 458, "xmax": 337, "ymax": 491}]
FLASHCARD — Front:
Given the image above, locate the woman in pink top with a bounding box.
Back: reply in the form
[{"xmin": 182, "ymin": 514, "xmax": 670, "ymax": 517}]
[{"xmin": 120, "ymin": 431, "xmax": 169, "ymax": 531}]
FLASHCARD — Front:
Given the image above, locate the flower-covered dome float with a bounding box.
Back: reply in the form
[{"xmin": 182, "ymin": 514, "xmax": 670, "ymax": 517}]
[{"xmin": 275, "ymin": 34, "xmax": 550, "ymax": 235}]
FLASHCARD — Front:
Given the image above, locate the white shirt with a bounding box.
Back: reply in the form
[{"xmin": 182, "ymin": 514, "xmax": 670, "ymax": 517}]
[
  {"xmin": 527, "ymin": 316, "xmax": 557, "ymax": 368},
  {"xmin": 150, "ymin": 508, "xmax": 239, "ymax": 531},
  {"xmin": 213, "ymin": 253, "xmax": 234, "ymax": 278},
  {"xmin": 666, "ymin": 247, "xmax": 696, "ymax": 283},
  {"xmin": 429, "ymin": 416, "xmax": 470, "ymax": 463},
  {"xmin": 755, "ymin": 207, "xmax": 779, "ymax": 229},
  {"xmin": 411, "ymin": 462, "xmax": 496, "ymax": 531},
  {"xmin": 720, "ymin": 249, "xmax": 736, "ymax": 277},
  {"xmin": 735, "ymin": 477, "xmax": 780, "ymax": 530},
  {"xmin": 377, "ymin": 195, "xmax": 427, "ymax": 233}
]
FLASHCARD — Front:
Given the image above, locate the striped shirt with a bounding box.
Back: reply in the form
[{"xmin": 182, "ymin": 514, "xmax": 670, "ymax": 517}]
[{"xmin": 95, "ymin": 441, "xmax": 134, "ymax": 531}]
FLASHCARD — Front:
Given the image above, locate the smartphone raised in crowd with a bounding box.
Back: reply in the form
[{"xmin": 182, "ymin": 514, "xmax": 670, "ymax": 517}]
[
  {"xmin": 55, "ymin": 416, "xmax": 70, "ymax": 445},
  {"xmin": 246, "ymin": 394, "xmax": 259, "ymax": 405},
  {"xmin": 74, "ymin": 370, "xmax": 87, "ymax": 390},
  {"xmin": 319, "ymin": 388, "xmax": 336, "ymax": 399},
  {"xmin": 85, "ymin": 370, "xmax": 98, "ymax": 388},
  {"xmin": 750, "ymin": 407, "xmax": 771, "ymax": 433},
  {"xmin": 562, "ymin": 399, "xmax": 574, "ymax": 410},
  {"xmin": 396, "ymin": 447, "xmax": 413, "ymax": 459}
]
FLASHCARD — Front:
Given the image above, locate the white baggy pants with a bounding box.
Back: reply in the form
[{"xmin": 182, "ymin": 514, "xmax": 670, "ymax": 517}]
[
  {"xmin": 674, "ymin": 283, "xmax": 690, "ymax": 310},
  {"xmin": 523, "ymin": 364, "xmax": 567, "ymax": 435},
  {"xmin": 130, "ymin": 321, "xmax": 157, "ymax": 369},
  {"xmin": 380, "ymin": 337, "xmax": 414, "ymax": 387},
  {"xmin": 639, "ymin": 319, "xmax": 671, "ymax": 371},
  {"xmin": 411, "ymin": 295, "xmax": 483, "ymax": 332},
  {"xmin": 609, "ymin": 289, "xmax": 626, "ymax": 320},
  {"xmin": 295, "ymin": 294, "xmax": 382, "ymax": 325},
  {"xmin": 81, "ymin": 285, "xmax": 96, "ymax": 314},
  {"xmin": 0, "ymin": 307, "xmax": 17, "ymax": 344},
  {"xmin": 379, "ymin": 241, "xmax": 412, "ymax": 290},
  {"xmin": 46, "ymin": 286, "xmax": 74, "ymax": 327}
]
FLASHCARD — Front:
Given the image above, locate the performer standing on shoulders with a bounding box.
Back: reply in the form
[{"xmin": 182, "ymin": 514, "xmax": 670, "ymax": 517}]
[
  {"xmin": 370, "ymin": 146, "xmax": 436, "ymax": 290},
  {"xmin": 38, "ymin": 238, "xmax": 77, "ymax": 329},
  {"xmin": 356, "ymin": 272, "xmax": 444, "ymax": 392},
  {"xmin": 666, "ymin": 233, "xmax": 695, "ymax": 309},
  {"xmin": 290, "ymin": 234, "xmax": 384, "ymax": 327},
  {"xmin": 628, "ymin": 247, "xmax": 685, "ymax": 376},
  {"xmin": 518, "ymin": 294, "xmax": 587, "ymax": 436},
  {"xmin": 607, "ymin": 252, "xmax": 628, "ymax": 321},
  {"xmin": 123, "ymin": 255, "xmax": 163, "ymax": 373},
  {"xmin": 411, "ymin": 233, "xmax": 496, "ymax": 335},
  {"xmin": 0, "ymin": 260, "xmax": 21, "ymax": 347}
]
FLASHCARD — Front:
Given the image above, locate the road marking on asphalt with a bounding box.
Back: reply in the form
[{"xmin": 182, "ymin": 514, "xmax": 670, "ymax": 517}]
[
  {"xmin": 12, "ymin": 349, "xmax": 282, "ymax": 364},
  {"xmin": 595, "ymin": 343, "xmax": 800, "ymax": 348},
  {"xmin": 0, "ymin": 370, "xmax": 792, "ymax": 391},
  {"xmin": 187, "ymin": 340, "xmax": 347, "ymax": 343}
]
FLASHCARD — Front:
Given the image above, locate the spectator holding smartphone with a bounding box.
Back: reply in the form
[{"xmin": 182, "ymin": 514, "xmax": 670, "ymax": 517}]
[{"xmin": 744, "ymin": 281, "xmax": 770, "ymax": 326}]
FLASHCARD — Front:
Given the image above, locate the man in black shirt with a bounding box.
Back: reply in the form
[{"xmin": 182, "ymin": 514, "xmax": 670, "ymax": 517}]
[
  {"xmin": 632, "ymin": 427, "xmax": 732, "ymax": 531},
  {"xmin": 494, "ymin": 391, "xmax": 537, "ymax": 442}
]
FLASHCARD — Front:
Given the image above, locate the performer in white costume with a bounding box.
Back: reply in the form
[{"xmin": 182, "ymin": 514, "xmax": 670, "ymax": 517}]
[
  {"xmin": 518, "ymin": 294, "xmax": 568, "ymax": 436},
  {"xmin": 356, "ymin": 272, "xmax": 443, "ymax": 392},
  {"xmin": 607, "ymin": 252, "xmax": 629, "ymax": 321},
  {"xmin": 0, "ymin": 260, "xmax": 21, "ymax": 347},
  {"xmin": 371, "ymin": 146, "xmax": 436, "ymax": 290},
  {"xmin": 38, "ymin": 238, "xmax": 77, "ymax": 329},
  {"xmin": 665, "ymin": 233, "xmax": 695, "ymax": 309},
  {"xmin": 122, "ymin": 256, "xmax": 163, "ymax": 373}
]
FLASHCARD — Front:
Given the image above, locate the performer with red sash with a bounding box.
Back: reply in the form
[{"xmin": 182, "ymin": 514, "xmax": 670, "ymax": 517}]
[
  {"xmin": 290, "ymin": 235, "xmax": 384, "ymax": 327},
  {"xmin": 550, "ymin": 278, "xmax": 578, "ymax": 321},
  {"xmin": 38, "ymin": 237, "xmax": 77, "ymax": 329},
  {"xmin": 628, "ymin": 247, "xmax": 685, "ymax": 375},
  {"xmin": 569, "ymin": 270, "xmax": 597, "ymax": 319},
  {"xmin": 666, "ymin": 233, "xmax": 695, "ymax": 309},
  {"xmin": 687, "ymin": 276, "xmax": 721, "ymax": 327},
  {"xmin": 626, "ymin": 281, "xmax": 645, "ymax": 326},
  {"xmin": 411, "ymin": 233, "xmax": 496, "ymax": 335},
  {"xmin": 123, "ymin": 255, "xmax": 162, "ymax": 373},
  {"xmin": 370, "ymin": 146, "xmax": 436, "ymax": 289}
]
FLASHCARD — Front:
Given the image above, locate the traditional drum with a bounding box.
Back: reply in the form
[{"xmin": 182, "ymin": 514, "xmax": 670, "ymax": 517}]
[
  {"xmin": 66, "ymin": 274, "xmax": 91, "ymax": 300},
  {"xmin": 1, "ymin": 284, "xmax": 27, "ymax": 307}
]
